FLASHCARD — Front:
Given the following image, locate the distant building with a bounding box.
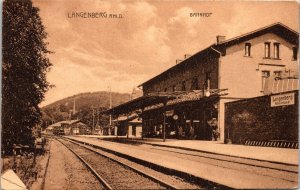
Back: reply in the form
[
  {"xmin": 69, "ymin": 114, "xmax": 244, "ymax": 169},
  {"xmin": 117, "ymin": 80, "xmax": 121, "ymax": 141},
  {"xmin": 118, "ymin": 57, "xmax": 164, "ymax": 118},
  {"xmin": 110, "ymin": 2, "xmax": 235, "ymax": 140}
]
[
  {"xmin": 46, "ymin": 120, "xmax": 90, "ymax": 135},
  {"xmin": 113, "ymin": 113, "xmax": 142, "ymax": 137}
]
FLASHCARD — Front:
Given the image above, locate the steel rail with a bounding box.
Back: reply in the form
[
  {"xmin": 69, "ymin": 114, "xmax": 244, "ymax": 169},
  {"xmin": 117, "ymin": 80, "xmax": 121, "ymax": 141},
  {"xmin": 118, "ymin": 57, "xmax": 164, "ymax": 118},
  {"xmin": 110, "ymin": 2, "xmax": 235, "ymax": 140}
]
[
  {"xmin": 56, "ymin": 138, "xmax": 113, "ymax": 190},
  {"xmin": 61, "ymin": 137, "xmax": 180, "ymax": 190}
]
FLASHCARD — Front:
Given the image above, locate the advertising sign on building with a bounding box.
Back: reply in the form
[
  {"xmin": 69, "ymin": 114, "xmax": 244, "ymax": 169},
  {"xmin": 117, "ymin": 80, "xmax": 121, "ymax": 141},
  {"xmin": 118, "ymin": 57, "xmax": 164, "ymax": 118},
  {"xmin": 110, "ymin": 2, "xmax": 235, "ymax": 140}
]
[
  {"xmin": 271, "ymin": 92, "xmax": 295, "ymax": 107},
  {"xmin": 165, "ymin": 110, "xmax": 174, "ymax": 116}
]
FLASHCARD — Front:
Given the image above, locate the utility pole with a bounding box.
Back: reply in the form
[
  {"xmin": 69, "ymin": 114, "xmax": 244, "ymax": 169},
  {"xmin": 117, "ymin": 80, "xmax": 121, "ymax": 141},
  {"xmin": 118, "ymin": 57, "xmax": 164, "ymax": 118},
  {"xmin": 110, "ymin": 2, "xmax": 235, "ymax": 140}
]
[
  {"xmin": 69, "ymin": 110, "xmax": 72, "ymax": 121},
  {"xmin": 109, "ymin": 86, "xmax": 112, "ymax": 135},
  {"xmin": 96, "ymin": 108, "xmax": 99, "ymax": 131},
  {"xmin": 92, "ymin": 107, "xmax": 95, "ymax": 134},
  {"xmin": 73, "ymin": 98, "xmax": 76, "ymax": 115}
]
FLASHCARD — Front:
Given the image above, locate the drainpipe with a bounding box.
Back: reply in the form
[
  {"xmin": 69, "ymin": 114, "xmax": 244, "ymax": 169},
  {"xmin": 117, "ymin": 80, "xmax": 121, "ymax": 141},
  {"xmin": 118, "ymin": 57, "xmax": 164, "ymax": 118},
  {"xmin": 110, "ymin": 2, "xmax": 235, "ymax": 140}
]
[
  {"xmin": 127, "ymin": 113, "xmax": 129, "ymax": 139},
  {"xmin": 210, "ymin": 46, "xmax": 223, "ymax": 142},
  {"xmin": 210, "ymin": 46, "xmax": 222, "ymax": 55},
  {"xmin": 163, "ymin": 101, "xmax": 167, "ymax": 142}
]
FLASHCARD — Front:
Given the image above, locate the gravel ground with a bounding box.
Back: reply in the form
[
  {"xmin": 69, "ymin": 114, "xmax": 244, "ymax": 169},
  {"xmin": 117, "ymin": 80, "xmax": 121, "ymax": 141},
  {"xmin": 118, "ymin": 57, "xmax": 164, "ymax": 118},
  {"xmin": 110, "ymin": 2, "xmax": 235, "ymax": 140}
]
[
  {"xmin": 66, "ymin": 139, "xmax": 202, "ymax": 189},
  {"xmin": 31, "ymin": 139, "xmax": 51, "ymax": 190},
  {"xmin": 62, "ymin": 139, "xmax": 165, "ymax": 190},
  {"xmin": 43, "ymin": 139, "xmax": 103, "ymax": 190}
]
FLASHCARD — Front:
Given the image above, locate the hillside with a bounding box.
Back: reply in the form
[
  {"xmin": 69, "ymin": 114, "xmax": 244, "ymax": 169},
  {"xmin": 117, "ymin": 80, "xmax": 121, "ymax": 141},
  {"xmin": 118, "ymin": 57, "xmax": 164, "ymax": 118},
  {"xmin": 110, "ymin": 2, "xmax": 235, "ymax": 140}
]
[{"xmin": 41, "ymin": 91, "xmax": 131, "ymax": 128}]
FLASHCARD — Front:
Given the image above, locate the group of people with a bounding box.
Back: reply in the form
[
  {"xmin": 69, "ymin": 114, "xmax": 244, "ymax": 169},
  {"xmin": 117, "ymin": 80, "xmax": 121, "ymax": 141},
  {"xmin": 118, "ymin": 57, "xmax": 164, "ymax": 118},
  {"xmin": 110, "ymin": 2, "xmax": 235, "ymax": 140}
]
[
  {"xmin": 177, "ymin": 125, "xmax": 196, "ymax": 139},
  {"xmin": 150, "ymin": 117, "xmax": 219, "ymax": 141}
]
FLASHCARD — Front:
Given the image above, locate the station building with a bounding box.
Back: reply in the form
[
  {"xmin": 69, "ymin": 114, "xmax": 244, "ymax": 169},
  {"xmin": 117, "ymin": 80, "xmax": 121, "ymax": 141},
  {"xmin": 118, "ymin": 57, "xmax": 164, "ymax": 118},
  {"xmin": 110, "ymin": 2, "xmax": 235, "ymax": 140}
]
[
  {"xmin": 105, "ymin": 22, "xmax": 299, "ymax": 143},
  {"xmin": 45, "ymin": 120, "xmax": 90, "ymax": 135}
]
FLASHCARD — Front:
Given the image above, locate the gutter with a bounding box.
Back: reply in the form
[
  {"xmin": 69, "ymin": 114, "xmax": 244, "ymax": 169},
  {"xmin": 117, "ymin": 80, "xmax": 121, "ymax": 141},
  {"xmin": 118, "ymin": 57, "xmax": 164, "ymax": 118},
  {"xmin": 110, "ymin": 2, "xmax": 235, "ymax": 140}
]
[{"xmin": 210, "ymin": 46, "xmax": 222, "ymax": 55}]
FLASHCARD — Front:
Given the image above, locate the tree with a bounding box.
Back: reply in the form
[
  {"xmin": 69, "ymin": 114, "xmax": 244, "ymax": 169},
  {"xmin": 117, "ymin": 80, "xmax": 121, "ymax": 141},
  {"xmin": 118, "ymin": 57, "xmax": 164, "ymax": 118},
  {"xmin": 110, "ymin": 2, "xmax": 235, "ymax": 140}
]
[{"xmin": 2, "ymin": 0, "xmax": 52, "ymax": 154}]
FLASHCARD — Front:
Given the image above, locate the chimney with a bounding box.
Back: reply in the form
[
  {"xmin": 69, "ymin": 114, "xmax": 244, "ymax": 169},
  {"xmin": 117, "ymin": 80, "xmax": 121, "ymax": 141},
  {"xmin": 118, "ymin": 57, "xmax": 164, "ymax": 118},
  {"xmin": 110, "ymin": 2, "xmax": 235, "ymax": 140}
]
[
  {"xmin": 184, "ymin": 54, "xmax": 191, "ymax": 59},
  {"xmin": 216, "ymin": 35, "xmax": 226, "ymax": 44},
  {"xmin": 176, "ymin": 59, "xmax": 182, "ymax": 64}
]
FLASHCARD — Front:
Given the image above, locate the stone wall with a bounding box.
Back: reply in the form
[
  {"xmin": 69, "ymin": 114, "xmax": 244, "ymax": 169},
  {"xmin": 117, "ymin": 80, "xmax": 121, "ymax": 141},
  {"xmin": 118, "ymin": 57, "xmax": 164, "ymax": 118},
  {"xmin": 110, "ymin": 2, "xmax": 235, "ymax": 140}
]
[{"xmin": 224, "ymin": 90, "xmax": 298, "ymax": 144}]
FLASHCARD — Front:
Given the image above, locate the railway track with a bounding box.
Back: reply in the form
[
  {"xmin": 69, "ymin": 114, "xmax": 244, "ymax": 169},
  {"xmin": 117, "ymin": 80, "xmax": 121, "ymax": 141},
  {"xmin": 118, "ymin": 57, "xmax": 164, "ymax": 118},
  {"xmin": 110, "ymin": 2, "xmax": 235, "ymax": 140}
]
[{"xmin": 56, "ymin": 138, "xmax": 203, "ymax": 189}]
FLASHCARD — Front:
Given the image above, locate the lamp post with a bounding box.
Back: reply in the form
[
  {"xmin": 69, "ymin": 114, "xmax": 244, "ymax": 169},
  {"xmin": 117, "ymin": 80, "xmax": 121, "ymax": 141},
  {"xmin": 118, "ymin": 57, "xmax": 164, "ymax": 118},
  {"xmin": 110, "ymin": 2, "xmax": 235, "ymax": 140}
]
[
  {"xmin": 163, "ymin": 112, "xmax": 166, "ymax": 142},
  {"xmin": 163, "ymin": 100, "xmax": 168, "ymax": 142},
  {"xmin": 109, "ymin": 86, "xmax": 112, "ymax": 135},
  {"xmin": 92, "ymin": 107, "xmax": 95, "ymax": 134}
]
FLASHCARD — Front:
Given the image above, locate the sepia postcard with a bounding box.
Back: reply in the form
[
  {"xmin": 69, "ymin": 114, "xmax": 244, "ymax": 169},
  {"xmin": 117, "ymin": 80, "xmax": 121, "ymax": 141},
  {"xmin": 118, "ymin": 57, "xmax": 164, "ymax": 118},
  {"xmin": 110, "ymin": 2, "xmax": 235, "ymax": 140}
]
[{"xmin": 1, "ymin": 0, "xmax": 299, "ymax": 189}]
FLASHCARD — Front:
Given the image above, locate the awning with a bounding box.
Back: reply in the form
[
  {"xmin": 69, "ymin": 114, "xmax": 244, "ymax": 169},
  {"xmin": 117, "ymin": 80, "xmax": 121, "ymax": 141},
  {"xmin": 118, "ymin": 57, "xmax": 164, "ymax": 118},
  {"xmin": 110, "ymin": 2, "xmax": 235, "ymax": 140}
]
[
  {"xmin": 129, "ymin": 118, "xmax": 142, "ymax": 124},
  {"xmin": 264, "ymin": 76, "xmax": 299, "ymax": 94},
  {"xmin": 144, "ymin": 89, "xmax": 228, "ymax": 112},
  {"xmin": 102, "ymin": 93, "xmax": 178, "ymax": 115},
  {"xmin": 113, "ymin": 113, "xmax": 139, "ymax": 123},
  {"xmin": 103, "ymin": 89, "xmax": 227, "ymax": 115}
]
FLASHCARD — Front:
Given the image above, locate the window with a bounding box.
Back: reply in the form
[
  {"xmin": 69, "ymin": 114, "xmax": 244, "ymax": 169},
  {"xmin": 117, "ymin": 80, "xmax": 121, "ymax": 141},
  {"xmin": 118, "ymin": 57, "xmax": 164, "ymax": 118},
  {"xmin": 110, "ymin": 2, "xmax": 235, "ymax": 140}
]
[
  {"xmin": 204, "ymin": 72, "xmax": 211, "ymax": 90},
  {"xmin": 206, "ymin": 72, "xmax": 211, "ymax": 80},
  {"xmin": 172, "ymin": 85, "xmax": 176, "ymax": 92},
  {"xmin": 261, "ymin": 70, "xmax": 270, "ymax": 91},
  {"xmin": 181, "ymin": 81, "xmax": 186, "ymax": 91},
  {"xmin": 274, "ymin": 71, "xmax": 282, "ymax": 80},
  {"xmin": 274, "ymin": 43, "xmax": 280, "ymax": 59},
  {"xmin": 245, "ymin": 43, "xmax": 251, "ymax": 56},
  {"xmin": 292, "ymin": 47, "xmax": 298, "ymax": 60},
  {"xmin": 264, "ymin": 42, "xmax": 270, "ymax": 58},
  {"xmin": 191, "ymin": 77, "xmax": 199, "ymax": 90},
  {"xmin": 164, "ymin": 88, "xmax": 167, "ymax": 92}
]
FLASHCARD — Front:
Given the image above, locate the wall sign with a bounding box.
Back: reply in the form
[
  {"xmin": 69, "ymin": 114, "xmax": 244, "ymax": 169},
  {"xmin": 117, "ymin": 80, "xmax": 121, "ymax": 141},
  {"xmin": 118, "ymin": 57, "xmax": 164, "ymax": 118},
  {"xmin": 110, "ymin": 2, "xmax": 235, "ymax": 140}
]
[
  {"xmin": 271, "ymin": 92, "xmax": 295, "ymax": 107},
  {"xmin": 165, "ymin": 110, "xmax": 174, "ymax": 116}
]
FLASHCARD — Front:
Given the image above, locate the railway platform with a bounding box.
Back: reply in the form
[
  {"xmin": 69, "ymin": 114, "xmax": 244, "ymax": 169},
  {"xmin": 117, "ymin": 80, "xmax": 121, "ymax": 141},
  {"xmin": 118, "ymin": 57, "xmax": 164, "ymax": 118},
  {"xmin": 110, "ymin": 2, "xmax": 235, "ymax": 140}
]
[
  {"xmin": 79, "ymin": 135, "xmax": 298, "ymax": 165},
  {"xmin": 67, "ymin": 135, "xmax": 298, "ymax": 189}
]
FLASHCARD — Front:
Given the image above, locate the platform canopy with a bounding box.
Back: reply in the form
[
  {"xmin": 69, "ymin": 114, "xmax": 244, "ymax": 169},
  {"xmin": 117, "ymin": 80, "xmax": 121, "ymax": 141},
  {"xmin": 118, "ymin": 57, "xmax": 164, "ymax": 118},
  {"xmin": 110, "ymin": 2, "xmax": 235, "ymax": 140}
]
[
  {"xmin": 102, "ymin": 93, "xmax": 177, "ymax": 115},
  {"xmin": 103, "ymin": 89, "xmax": 228, "ymax": 116}
]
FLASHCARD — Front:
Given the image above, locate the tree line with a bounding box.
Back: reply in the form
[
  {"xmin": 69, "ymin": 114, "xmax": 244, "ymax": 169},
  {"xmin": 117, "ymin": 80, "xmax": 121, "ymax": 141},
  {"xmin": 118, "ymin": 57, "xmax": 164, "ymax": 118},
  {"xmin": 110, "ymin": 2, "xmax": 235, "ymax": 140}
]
[{"xmin": 2, "ymin": 0, "xmax": 52, "ymax": 154}]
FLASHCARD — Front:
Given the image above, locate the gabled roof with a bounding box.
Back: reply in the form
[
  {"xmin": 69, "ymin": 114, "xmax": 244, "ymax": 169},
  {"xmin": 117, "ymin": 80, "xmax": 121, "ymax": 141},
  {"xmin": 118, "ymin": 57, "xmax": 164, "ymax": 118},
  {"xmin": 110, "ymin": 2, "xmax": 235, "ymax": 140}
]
[
  {"xmin": 48, "ymin": 119, "xmax": 80, "ymax": 128},
  {"xmin": 48, "ymin": 121, "xmax": 66, "ymax": 128},
  {"xmin": 138, "ymin": 46, "xmax": 218, "ymax": 87},
  {"xmin": 102, "ymin": 94, "xmax": 177, "ymax": 115},
  {"xmin": 65, "ymin": 119, "xmax": 80, "ymax": 125},
  {"xmin": 139, "ymin": 22, "xmax": 299, "ymax": 88},
  {"xmin": 216, "ymin": 22, "xmax": 299, "ymax": 47}
]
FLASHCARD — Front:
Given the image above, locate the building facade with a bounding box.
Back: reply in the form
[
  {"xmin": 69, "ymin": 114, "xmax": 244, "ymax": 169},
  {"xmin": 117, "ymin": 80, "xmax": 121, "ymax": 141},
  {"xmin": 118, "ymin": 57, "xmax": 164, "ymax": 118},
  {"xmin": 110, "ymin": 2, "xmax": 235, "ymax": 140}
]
[{"xmin": 139, "ymin": 23, "xmax": 298, "ymax": 142}]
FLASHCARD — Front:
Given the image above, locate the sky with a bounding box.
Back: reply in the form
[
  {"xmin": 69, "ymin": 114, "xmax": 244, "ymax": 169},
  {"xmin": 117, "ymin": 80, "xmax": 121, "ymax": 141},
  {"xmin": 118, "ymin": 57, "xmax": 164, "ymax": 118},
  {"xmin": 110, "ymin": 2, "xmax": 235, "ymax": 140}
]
[{"xmin": 32, "ymin": 0, "xmax": 299, "ymax": 106}]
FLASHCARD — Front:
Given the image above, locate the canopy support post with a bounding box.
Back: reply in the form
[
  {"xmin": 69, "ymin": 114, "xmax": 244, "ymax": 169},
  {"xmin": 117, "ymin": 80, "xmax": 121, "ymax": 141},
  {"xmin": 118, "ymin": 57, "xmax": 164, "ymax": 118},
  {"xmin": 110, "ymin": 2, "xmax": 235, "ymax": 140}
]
[{"xmin": 163, "ymin": 101, "xmax": 167, "ymax": 142}]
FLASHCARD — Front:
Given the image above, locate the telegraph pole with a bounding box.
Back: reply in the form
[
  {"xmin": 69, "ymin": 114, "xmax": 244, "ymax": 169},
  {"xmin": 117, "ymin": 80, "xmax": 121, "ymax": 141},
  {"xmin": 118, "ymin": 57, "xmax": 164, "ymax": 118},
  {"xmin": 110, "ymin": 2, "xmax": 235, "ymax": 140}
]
[
  {"xmin": 92, "ymin": 107, "xmax": 95, "ymax": 134},
  {"xmin": 108, "ymin": 86, "xmax": 112, "ymax": 135},
  {"xmin": 73, "ymin": 98, "xmax": 76, "ymax": 115}
]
